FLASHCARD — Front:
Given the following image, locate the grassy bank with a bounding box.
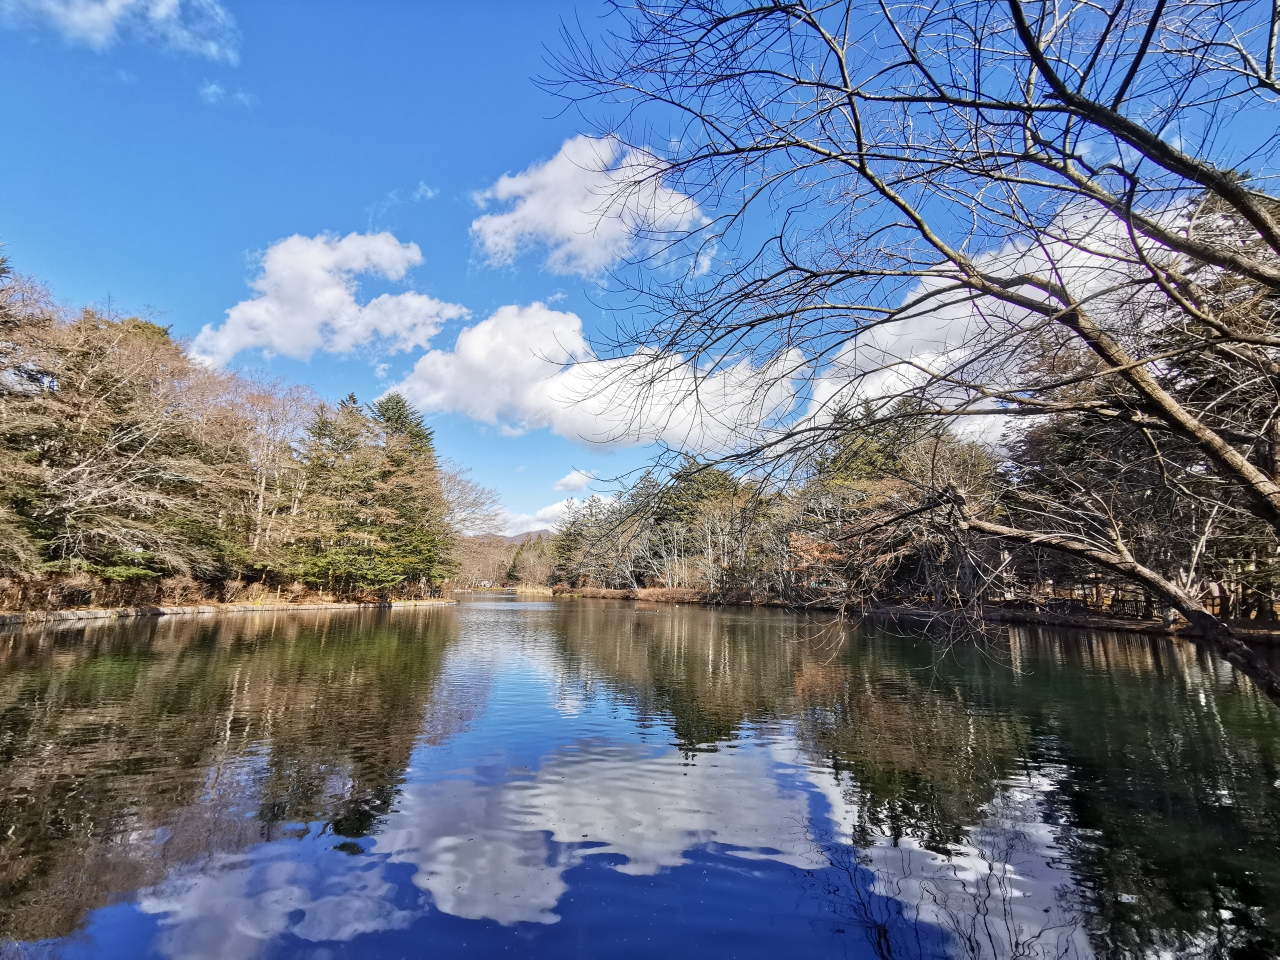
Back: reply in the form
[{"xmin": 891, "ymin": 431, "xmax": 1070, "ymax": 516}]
[
  {"xmin": 450, "ymin": 584, "xmax": 555, "ymax": 597},
  {"xmin": 0, "ymin": 572, "xmax": 451, "ymax": 616}
]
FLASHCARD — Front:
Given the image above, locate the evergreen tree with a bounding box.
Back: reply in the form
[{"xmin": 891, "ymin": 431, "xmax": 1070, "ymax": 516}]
[{"xmin": 295, "ymin": 393, "xmax": 451, "ymax": 594}]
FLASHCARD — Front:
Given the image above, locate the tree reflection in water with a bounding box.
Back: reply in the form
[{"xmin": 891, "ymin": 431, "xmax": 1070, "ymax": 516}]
[
  {"xmin": 0, "ymin": 608, "xmax": 468, "ymax": 942},
  {"xmin": 0, "ymin": 601, "xmax": 1276, "ymax": 958},
  {"xmin": 546, "ymin": 602, "xmax": 1280, "ymax": 957}
]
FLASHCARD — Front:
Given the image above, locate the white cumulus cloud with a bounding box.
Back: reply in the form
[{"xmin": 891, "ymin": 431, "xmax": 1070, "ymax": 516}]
[
  {"xmin": 0, "ymin": 0, "xmax": 239, "ymax": 61},
  {"xmin": 553, "ymin": 470, "xmax": 594, "ymax": 492},
  {"xmin": 389, "ymin": 302, "xmax": 590, "ymax": 430},
  {"xmin": 192, "ymin": 232, "xmax": 469, "ymax": 367},
  {"xmin": 471, "ymin": 135, "xmax": 706, "ymax": 277},
  {"xmin": 390, "ymin": 302, "xmax": 801, "ymax": 453}
]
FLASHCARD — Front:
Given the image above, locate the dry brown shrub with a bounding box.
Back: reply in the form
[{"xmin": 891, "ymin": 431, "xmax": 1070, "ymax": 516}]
[
  {"xmin": 634, "ymin": 587, "xmax": 706, "ymax": 603},
  {"xmin": 552, "ymin": 585, "xmax": 636, "ymax": 599},
  {"xmin": 49, "ymin": 572, "xmax": 96, "ymax": 608},
  {"xmin": 160, "ymin": 575, "xmax": 203, "ymax": 605}
]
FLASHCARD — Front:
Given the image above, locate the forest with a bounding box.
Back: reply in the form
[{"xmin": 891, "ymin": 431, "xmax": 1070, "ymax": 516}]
[
  {"xmin": 552, "ymin": 423, "xmax": 1280, "ymax": 624},
  {"xmin": 3, "ymin": 242, "xmax": 1277, "ymax": 634},
  {"xmin": 0, "ymin": 261, "xmax": 500, "ymax": 609}
]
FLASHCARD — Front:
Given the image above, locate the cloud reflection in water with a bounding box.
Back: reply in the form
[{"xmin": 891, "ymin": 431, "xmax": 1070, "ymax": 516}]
[
  {"xmin": 138, "ymin": 855, "xmax": 416, "ymax": 960},
  {"xmin": 9, "ymin": 604, "xmax": 1271, "ymax": 958},
  {"xmin": 377, "ymin": 736, "xmax": 821, "ymax": 925}
]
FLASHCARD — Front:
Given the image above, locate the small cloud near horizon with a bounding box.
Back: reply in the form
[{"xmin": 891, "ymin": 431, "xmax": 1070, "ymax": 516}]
[{"xmin": 500, "ymin": 500, "xmax": 571, "ymax": 536}]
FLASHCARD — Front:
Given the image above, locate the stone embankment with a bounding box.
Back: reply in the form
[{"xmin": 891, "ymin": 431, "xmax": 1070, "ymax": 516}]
[{"xmin": 0, "ymin": 598, "xmax": 455, "ymax": 628}]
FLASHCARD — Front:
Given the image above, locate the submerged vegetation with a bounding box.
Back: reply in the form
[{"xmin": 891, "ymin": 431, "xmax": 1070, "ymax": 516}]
[{"xmin": 0, "ymin": 262, "xmax": 488, "ymax": 606}]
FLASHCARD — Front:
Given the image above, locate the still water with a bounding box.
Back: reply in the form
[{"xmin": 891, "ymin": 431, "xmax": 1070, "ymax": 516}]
[{"xmin": 1, "ymin": 598, "xmax": 1278, "ymax": 959}]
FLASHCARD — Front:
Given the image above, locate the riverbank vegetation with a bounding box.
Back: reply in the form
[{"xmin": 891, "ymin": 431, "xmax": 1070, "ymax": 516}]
[
  {"xmin": 552, "ymin": 426, "xmax": 1280, "ymax": 626},
  {"xmin": 547, "ymin": 0, "xmax": 1280, "ymax": 700},
  {"xmin": 0, "ymin": 264, "xmax": 499, "ymax": 608}
]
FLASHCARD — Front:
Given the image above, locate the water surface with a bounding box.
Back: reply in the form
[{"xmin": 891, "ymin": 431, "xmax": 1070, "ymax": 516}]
[{"xmin": 1, "ymin": 598, "xmax": 1278, "ymax": 958}]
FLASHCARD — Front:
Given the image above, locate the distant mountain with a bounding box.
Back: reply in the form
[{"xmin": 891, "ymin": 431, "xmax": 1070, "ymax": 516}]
[
  {"xmin": 461, "ymin": 530, "xmax": 554, "ymax": 545},
  {"xmin": 500, "ymin": 530, "xmax": 554, "ymax": 544}
]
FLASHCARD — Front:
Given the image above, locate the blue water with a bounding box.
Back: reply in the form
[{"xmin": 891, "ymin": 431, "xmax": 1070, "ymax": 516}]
[{"xmin": 1, "ymin": 598, "xmax": 1278, "ymax": 958}]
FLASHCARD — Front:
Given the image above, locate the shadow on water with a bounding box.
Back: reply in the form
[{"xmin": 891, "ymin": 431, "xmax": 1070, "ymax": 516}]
[{"xmin": 0, "ymin": 599, "xmax": 1275, "ymax": 958}]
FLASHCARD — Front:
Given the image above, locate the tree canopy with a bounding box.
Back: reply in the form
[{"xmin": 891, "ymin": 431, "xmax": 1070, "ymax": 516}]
[{"xmin": 0, "ymin": 264, "xmax": 469, "ymax": 601}]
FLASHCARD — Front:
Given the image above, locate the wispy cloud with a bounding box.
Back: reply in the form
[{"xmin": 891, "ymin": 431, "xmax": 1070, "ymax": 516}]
[
  {"xmin": 0, "ymin": 0, "xmax": 239, "ymax": 62},
  {"xmin": 366, "ymin": 182, "xmax": 440, "ymax": 231},
  {"xmin": 198, "ymin": 79, "xmax": 255, "ymax": 105}
]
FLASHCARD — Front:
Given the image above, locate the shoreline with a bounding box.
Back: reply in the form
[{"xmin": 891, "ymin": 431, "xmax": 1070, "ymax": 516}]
[
  {"xmin": 3, "ymin": 593, "xmax": 1278, "ymax": 646},
  {"xmin": 551, "ymin": 587, "xmax": 1280, "ymax": 645},
  {"xmin": 863, "ymin": 605, "xmax": 1280, "ymax": 645},
  {"xmin": 0, "ymin": 598, "xmax": 456, "ymax": 628}
]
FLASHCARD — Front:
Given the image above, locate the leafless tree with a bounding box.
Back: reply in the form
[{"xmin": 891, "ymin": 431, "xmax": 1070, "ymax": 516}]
[
  {"xmin": 439, "ymin": 463, "xmax": 505, "ymax": 536},
  {"xmin": 227, "ymin": 376, "xmax": 318, "ymax": 559},
  {"xmin": 553, "ymin": 0, "xmax": 1280, "ymax": 700},
  {"xmin": 0, "ymin": 301, "xmax": 253, "ymax": 577}
]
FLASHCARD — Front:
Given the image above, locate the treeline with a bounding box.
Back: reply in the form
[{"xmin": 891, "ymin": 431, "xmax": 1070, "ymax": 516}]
[
  {"xmin": 552, "ymin": 416, "xmax": 1280, "ymax": 624},
  {"xmin": 0, "ymin": 261, "xmax": 484, "ymax": 608}
]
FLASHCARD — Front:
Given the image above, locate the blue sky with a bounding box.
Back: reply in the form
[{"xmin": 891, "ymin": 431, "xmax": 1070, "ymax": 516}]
[{"xmin": 0, "ymin": 0, "xmax": 679, "ymax": 531}]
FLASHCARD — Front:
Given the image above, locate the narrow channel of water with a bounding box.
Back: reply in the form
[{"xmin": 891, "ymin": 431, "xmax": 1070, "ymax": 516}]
[{"xmin": 0, "ymin": 598, "xmax": 1277, "ymax": 958}]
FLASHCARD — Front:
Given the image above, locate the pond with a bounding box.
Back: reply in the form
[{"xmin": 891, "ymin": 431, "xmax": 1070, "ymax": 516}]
[{"xmin": 1, "ymin": 598, "xmax": 1278, "ymax": 959}]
